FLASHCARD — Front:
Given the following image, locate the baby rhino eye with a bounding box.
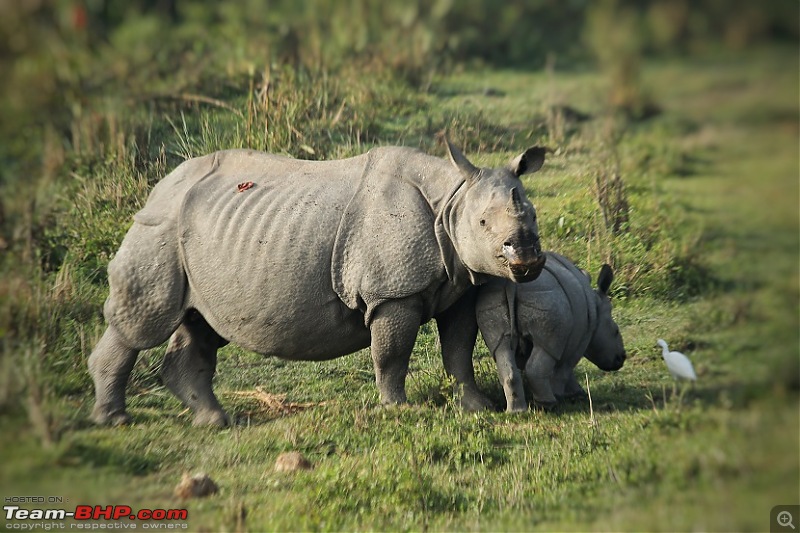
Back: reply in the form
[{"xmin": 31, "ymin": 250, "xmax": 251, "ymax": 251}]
[{"xmin": 480, "ymin": 219, "xmax": 486, "ymax": 227}]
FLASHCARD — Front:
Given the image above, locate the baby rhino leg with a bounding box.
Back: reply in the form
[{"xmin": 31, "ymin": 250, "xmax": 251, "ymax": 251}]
[
  {"xmin": 551, "ymin": 365, "xmax": 588, "ymax": 401},
  {"xmin": 161, "ymin": 311, "xmax": 229, "ymax": 427},
  {"xmin": 493, "ymin": 337, "xmax": 527, "ymax": 412},
  {"xmin": 524, "ymin": 346, "xmax": 557, "ymax": 409},
  {"xmin": 561, "ymin": 370, "xmax": 589, "ymax": 400}
]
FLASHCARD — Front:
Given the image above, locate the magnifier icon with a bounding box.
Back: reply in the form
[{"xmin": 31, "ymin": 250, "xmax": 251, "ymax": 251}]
[{"xmin": 778, "ymin": 511, "xmax": 796, "ymax": 530}]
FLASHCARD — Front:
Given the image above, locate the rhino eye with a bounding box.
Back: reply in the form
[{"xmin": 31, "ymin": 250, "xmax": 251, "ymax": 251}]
[{"xmin": 480, "ymin": 219, "xmax": 486, "ymax": 227}]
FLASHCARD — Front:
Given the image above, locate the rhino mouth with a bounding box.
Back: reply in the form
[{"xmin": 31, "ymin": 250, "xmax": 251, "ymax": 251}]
[
  {"xmin": 501, "ymin": 243, "xmax": 546, "ymax": 282},
  {"xmin": 509, "ymin": 258, "xmax": 545, "ymax": 282},
  {"xmin": 596, "ymin": 352, "xmax": 626, "ymax": 371}
]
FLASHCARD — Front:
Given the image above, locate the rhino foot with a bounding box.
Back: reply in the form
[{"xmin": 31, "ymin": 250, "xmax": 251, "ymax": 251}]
[
  {"xmin": 91, "ymin": 407, "xmax": 133, "ymax": 427},
  {"xmin": 505, "ymin": 402, "xmax": 528, "ymax": 413},
  {"xmin": 532, "ymin": 399, "xmax": 558, "ymax": 412},
  {"xmin": 557, "ymin": 390, "xmax": 589, "ymax": 402},
  {"xmin": 379, "ymin": 394, "xmax": 409, "ymax": 406},
  {"xmin": 192, "ymin": 409, "xmax": 230, "ymax": 428},
  {"xmin": 459, "ymin": 388, "xmax": 495, "ymax": 412}
]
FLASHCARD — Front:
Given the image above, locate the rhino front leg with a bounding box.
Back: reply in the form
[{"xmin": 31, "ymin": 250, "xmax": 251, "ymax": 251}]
[
  {"xmin": 436, "ymin": 290, "xmax": 494, "ymax": 412},
  {"xmin": 161, "ymin": 312, "xmax": 229, "ymax": 427},
  {"xmin": 88, "ymin": 326, "xmax": 139, "ymax": 426},
  {"xmin": 369, "ymin": 297, "xmax": 424, "ymax": 405},
  {"xmin": 492, "ymin": 337, "xmax": 527, "ymax": 413},
  {"xmin": 524, "ymin": 346, "xmax": 558, "ymax": 409}
]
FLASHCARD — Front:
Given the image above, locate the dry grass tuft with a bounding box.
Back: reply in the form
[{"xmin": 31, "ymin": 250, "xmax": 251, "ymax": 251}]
[{"xmin": 226, "ymin": 387, "xmax": 329, "ymax": 418}]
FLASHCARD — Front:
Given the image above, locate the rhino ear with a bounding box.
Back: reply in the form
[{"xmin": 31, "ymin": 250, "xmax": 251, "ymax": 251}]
[
  {"xmin": 597, "ymin": 264, "xmax": 614, "ymax": 295},
  {"xmin": 509, "ymin": 146, "xmax": 548, "ymax": 177},
  {"xmin": 445, "ymin": 137, "xmax": 479, "ymax": 181}
]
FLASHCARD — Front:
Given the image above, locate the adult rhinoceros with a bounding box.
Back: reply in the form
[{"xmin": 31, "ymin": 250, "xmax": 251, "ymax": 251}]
[{"xmin": 88, "ymin": 140, "xmax": 547, "ymax": 426}]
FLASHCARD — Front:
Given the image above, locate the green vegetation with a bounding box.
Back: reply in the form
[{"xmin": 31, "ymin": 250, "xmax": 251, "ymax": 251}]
[{"xmin": 1, "ymin": 1, "xmax": 797, "ymax": 531}]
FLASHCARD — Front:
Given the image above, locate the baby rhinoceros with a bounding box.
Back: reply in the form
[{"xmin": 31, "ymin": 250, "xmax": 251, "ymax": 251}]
[{"xmin": 476, "ymin": 252, "xmax": 626, "ymax": 411}]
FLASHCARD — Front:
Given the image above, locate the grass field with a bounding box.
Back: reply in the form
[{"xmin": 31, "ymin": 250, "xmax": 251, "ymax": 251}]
[{"xmin": 0, "ymin": 4, "xmax": 798, "ymax": 531}]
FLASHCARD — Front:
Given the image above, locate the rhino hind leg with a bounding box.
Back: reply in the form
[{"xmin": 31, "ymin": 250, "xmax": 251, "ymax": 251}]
[
  {"xmin": 524, "ymin": 346, "xmax": 558, "ymax": 409},
  {"xmin": 161, "ymin": 311, "xmax": 229, "ymax": 427},
  {"xmin": 103, "ymin": 221, "xmax": 188, "ymax": 351},
  {"xmin": 89, "ymin": 221, "xmax": 190, "ymax": 425},
  {"xmin": 88, "ymin": 326, "xmax": 140, "ymax": 425}
]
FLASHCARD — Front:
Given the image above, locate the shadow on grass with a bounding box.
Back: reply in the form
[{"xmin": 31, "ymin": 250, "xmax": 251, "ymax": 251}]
[
  {"xmin": 60, "ymin": 441, "xmax": 161, "ymax": 475},
  {"xmin": 567, "ymin": 377, "xmax": 785, "ymax": 415},
  {"xmin": 469, "ymin": 371, "xmax": 785, "ymax": 418}
]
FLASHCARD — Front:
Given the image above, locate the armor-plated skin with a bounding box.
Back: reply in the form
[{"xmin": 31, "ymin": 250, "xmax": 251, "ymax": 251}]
[
  {"xmin": 476, "ymin": 252, "xmax": 626, "ymax": 411},
  {"xmin": 88, "ymin": 141, "xmax": 548, "ymax": 426}
]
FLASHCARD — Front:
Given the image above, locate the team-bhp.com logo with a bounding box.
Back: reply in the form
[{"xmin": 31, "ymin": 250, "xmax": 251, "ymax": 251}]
[{"xmin": 4, "ymin": 504, "xmax": 189, "ymax": 529}]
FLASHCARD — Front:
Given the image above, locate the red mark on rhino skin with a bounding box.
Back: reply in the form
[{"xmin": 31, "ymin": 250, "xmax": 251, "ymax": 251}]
[{"xmin": 237, "ymin": 181, "xmax": 255, "ymax": 192}]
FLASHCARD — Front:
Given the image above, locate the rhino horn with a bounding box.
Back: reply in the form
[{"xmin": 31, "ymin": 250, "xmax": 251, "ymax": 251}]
[
  {"xmin": 508, "ymin": 146, "xmax": 548, "ymax": 177},
  {"xmin": 445, "ymin": 137, "xmax": 479, "ymax": 181}
]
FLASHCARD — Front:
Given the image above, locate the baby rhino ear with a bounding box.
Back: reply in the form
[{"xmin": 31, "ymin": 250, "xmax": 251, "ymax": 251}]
[
  {"xmin": 597, "ymin": 264, "xmax": 614, "ymax": 295},
  {"xmin": 509, "ymin": 146, "xmax": 548, "ymax": 177}
]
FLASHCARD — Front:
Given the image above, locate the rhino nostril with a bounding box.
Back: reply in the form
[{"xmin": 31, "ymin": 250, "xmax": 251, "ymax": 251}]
[{"xmin": 503, "ymin": 241, "xmax": 512, "ymax": 248}]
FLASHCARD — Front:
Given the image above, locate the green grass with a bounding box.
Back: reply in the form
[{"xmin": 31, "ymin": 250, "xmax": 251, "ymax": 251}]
[{"xmin": 0, "ymin": 14, "xmax": 797, "ymax": 533}]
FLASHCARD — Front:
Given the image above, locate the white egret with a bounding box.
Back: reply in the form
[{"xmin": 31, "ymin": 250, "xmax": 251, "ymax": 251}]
[{"xmin": 656, "ymin": 339, "xmax": 697, "ymax": 381}]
